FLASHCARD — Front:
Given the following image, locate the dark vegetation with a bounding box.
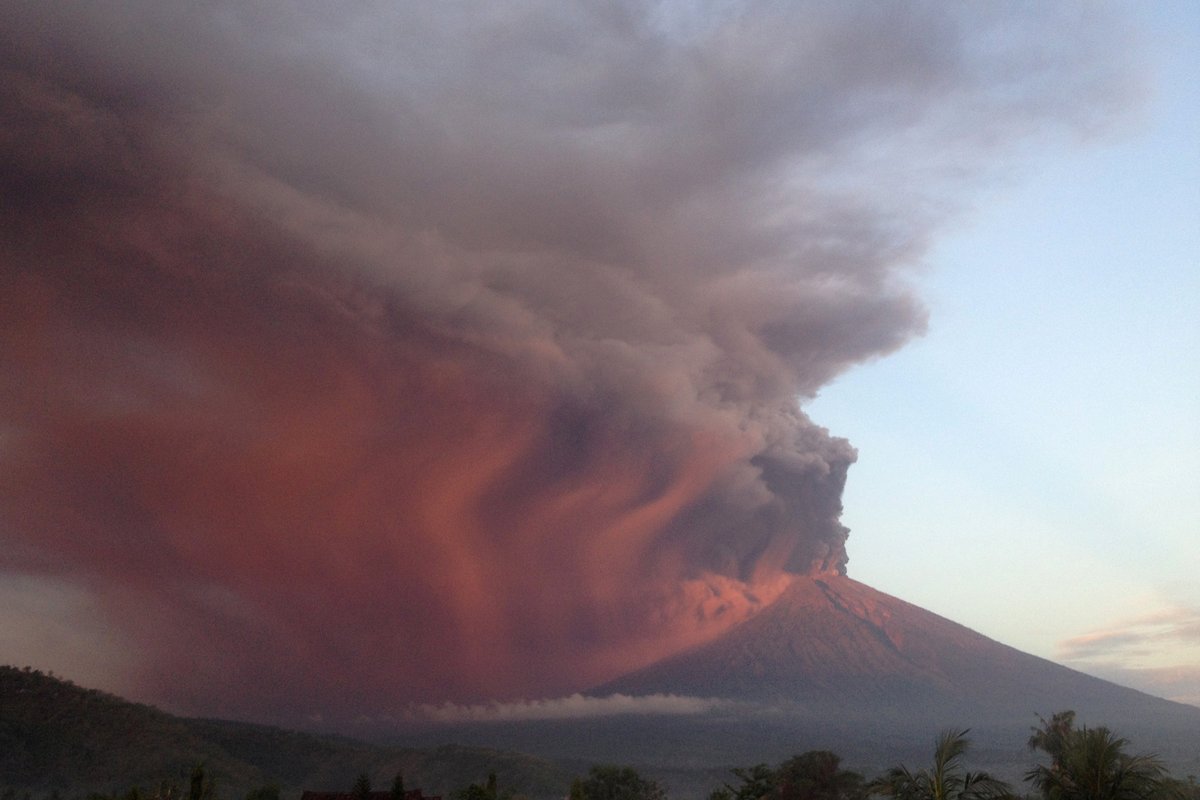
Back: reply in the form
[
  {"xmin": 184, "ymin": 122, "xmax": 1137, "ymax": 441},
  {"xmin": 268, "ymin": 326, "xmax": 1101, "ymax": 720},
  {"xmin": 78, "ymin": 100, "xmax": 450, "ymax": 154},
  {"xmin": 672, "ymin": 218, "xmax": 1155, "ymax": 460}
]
[
  {"xmin": 3, "ymin": 668, "xmax": 1198, "ymax": 800},
  {"xmin": 0, "ymin": 668, "xmax": 568, "ymax": 800}
]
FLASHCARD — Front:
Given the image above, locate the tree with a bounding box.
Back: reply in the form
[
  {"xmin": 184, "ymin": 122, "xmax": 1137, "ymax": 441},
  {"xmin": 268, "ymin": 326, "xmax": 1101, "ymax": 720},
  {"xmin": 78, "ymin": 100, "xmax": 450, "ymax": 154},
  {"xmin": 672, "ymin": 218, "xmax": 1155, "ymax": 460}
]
[
  {"xmin": 458, "ymin": 772, "xmax": 506, "ymax": 800},
  {"xmin": 869, "ymin": 729, "xmax": 1009, "ymax": 800},
  {"xmin": 774, "ymin": 751, "xmax": 865, "ymax": 800},
  {"xmin": 721, "ymin": 764, "xmax": 777, "ymax": 800},
  {"xmin": 1026, "ymin": 713, "xmax": 1168, "ymax": 800},
  {"xmin": 391, "ymin": 772, "xmax": 407, "ymax": 800},
  {"xmin": 1028, "ymin": 711, "xmax": 1078, "ymax": 771},
  {"xmin": 570, "ymin": 766, "xmax": 666, "ymax": 800},
  {"xmin": 1161, "ymin": 776, "xmax": 1199, "ymax": 800},
  {"xmin": 187, "ymin": 765, "xmax": 215, "ymax": 800},
  {"xmin": 353, "ymin": 774, "xmax": 373, "ymax": 800}
]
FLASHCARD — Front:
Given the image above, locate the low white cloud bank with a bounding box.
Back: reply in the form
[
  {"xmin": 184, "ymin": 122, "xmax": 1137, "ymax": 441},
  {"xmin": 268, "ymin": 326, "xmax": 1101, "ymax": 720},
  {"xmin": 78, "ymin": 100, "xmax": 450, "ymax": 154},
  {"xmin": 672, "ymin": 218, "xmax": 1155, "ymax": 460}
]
[{"xmin": 411, "ymin": 693, "xmax": 732, "ymax": 723}]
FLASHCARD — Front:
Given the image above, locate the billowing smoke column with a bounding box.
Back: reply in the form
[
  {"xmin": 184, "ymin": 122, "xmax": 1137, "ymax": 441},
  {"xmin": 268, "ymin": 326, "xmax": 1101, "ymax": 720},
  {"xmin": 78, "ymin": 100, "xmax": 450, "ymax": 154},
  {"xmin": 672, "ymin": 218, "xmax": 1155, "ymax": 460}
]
[{"xmin": 0, "ymin": 2, "xmax": 1134, "ymax": 721}]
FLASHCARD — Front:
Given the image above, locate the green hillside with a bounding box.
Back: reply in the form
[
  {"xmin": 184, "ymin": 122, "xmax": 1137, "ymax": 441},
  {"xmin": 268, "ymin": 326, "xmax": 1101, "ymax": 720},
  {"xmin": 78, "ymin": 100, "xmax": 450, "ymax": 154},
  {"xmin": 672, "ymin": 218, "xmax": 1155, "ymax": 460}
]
[{"xmin": 0, "ymin": 667, "xmax": 570, "ymax": 800}]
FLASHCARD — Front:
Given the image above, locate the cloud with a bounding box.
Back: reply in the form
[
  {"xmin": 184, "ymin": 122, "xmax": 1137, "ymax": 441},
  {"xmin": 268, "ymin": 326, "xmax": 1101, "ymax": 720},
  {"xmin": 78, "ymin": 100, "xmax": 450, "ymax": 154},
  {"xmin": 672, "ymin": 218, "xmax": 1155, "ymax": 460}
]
[
  {"xmin": 1058, "ymin": 608, "xmax": 1200, "ymax": 706},
  {"xmin": 410, "ymin": 693, "xmax": 730, "ymax": 723},
  {"xmin": 1058, "ymin": 608, "xmax": 1200, "ymax": 664},
  {"xmin": 0, "ymin": 1, "xmax": 1139, "ymax": 723}
]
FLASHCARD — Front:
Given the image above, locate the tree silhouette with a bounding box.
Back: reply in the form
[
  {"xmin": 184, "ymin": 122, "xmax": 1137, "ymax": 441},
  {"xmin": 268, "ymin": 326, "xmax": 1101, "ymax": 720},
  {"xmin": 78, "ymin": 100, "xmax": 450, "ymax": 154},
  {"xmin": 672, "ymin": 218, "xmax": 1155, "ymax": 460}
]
[
  {"xmin": 719, "ymin": 764, "xmax": 776, "ymax": 800},
  {"xmin": 870, "ymin": 729, "xmax": 1009, "ymax": 800},
  {"xmin": 458, "ymin": 772, "xmax": 505, "ymax": 800},
  {"xmin": 774, "ymin": 751, "xmax": 865, "ymax": 800},
  {"xmin": 187, "ymin": 765, "xmax": 215, "ymax": 800},
  {"xmin": 353, "ymin": 774, "xmax": 372, "ymax": 800},
  {"xmin": 570, "ymin": 765, "xmax": 666, "ymax": 800},
  {"xmin": 1028, "ymin": 711, "xmax": 1078, "ymax": 770},
  {"xmin": 1026, "ymin": 713, "xmax": 1167, "ymax": 800}
]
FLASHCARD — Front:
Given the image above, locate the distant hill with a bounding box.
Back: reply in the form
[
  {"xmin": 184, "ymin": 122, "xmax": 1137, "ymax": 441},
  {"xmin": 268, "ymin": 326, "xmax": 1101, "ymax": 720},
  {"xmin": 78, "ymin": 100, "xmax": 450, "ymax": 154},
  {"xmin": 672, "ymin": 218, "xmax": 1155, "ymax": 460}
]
[{"xmin": 0, "ymin": 666, "xmax": 571, "ymax": 800}]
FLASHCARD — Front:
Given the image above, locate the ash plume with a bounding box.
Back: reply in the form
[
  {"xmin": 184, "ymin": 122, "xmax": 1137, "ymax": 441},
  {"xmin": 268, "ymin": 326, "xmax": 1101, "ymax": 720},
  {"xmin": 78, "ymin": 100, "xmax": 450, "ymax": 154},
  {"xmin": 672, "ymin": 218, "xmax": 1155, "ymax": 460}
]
[{"xmin": 0, "ymin": 1, "xmax": 1137, "ymax": 721}]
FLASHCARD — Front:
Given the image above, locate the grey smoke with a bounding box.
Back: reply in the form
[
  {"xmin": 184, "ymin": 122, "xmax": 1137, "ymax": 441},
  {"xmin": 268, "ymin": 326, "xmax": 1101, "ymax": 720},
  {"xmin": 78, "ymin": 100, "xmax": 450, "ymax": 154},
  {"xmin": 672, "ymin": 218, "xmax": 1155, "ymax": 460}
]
[{"xmin": 0, "ymin": 0, "xmax": 1140, "ymax": 717}]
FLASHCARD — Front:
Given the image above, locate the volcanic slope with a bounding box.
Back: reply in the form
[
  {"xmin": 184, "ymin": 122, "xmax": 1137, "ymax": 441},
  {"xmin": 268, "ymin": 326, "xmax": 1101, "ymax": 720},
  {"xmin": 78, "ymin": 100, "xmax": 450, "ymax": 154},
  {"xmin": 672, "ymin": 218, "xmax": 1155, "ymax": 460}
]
[
  {"xmin": 599, "ymin": 575, "xmax": 1200, "ymax": 730},
  {"xmin": 407, "ymin": 576, "xmax": 1200, "ymax": 787}
]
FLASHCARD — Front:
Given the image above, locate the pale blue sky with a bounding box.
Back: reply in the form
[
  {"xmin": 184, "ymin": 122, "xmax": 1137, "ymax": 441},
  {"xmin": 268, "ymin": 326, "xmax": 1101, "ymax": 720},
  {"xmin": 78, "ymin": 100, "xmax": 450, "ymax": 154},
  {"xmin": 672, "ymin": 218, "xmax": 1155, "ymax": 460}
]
[{"xmin": 806, "ymin": 2, "xmax": 1200, "ymax": 705}]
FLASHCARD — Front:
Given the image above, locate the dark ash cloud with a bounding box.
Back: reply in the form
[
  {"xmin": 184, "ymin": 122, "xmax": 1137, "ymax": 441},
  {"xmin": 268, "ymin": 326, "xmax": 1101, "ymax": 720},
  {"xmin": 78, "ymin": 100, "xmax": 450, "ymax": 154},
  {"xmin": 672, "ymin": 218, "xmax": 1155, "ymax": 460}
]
[{"xmin": 0, "ymin": 1, "xmax": 1138, "ymax": 723}]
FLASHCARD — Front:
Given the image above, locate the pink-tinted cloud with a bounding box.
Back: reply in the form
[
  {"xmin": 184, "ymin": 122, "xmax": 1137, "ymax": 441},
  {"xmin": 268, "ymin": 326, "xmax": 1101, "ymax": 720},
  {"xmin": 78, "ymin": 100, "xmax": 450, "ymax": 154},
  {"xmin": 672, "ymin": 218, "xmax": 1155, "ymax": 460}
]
[
  {"xmin": 0, "ymin": 1, "xmax": 1138, "ymax": 724},
  {"xmin": 1058, "ymin": 608, "xmax": 1200, "ymax": 662}
]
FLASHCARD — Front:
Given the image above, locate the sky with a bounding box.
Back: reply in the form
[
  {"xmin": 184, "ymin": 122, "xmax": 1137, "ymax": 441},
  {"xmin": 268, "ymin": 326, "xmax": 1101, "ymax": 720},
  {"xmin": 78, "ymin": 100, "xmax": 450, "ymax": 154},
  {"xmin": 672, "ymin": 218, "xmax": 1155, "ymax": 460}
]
[
  {"xmin": 806, "ymin": 0, "xmax": 1200, "ymax": 707},
  {"xmin": 0, "ymin": 1, "xmax": 1195, "ymax": 724}
]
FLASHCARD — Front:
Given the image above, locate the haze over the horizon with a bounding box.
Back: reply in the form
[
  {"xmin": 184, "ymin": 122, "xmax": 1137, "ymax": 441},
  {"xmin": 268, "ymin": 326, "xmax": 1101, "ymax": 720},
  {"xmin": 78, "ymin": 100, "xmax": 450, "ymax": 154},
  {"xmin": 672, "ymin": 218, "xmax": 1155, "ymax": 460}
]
[{"xmin": 1, "ymin": 1, "xmax": 1192, "ymax": 723}]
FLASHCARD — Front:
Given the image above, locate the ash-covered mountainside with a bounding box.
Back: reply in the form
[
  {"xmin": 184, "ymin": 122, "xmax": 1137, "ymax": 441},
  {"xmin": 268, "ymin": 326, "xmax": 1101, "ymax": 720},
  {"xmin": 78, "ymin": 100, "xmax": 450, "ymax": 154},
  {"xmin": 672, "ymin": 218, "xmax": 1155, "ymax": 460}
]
[{"xmin": 597, "ymin": 575, "xmax": 1200, "ymax": 729}]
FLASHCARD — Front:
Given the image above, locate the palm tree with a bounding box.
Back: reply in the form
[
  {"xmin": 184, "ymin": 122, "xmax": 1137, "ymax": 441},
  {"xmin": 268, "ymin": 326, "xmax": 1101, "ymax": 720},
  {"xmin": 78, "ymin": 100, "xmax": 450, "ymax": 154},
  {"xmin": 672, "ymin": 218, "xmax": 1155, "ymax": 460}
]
[
  {"xmin": 1026, "ymin": 719, "xmax": 1167, "ymax": 800},
  {"xmin": 1028, "ymin": 711, "xmax": 1078, "ymax": 771},
  {"xmin": 870, "ymin": 729, "xmax": 1010, "ymax": 800}
]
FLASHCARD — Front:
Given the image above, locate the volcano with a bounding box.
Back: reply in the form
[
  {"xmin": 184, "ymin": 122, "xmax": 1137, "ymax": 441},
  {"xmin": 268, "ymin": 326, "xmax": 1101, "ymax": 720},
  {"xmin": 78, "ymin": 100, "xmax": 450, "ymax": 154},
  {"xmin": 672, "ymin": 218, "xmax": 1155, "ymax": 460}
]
[
  {"xmin": 525, "ymin": 575, "xmax": 1200, "ymax": 784},
  {"xmin": 409, "ymin": 577, "xmax": 1199, "ymax": 788},
  {"xmin": 599, "ymin": 575, "xmax": 1198, "ymax": 729}
]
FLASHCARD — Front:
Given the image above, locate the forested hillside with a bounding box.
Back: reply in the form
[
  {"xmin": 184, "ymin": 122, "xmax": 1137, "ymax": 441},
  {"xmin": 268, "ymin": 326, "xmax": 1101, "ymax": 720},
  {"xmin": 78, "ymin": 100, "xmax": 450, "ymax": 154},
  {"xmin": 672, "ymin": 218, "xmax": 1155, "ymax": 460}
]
[{"xmin": 0, "ymin": 667, "xmax": 570, "ymax": 800}]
